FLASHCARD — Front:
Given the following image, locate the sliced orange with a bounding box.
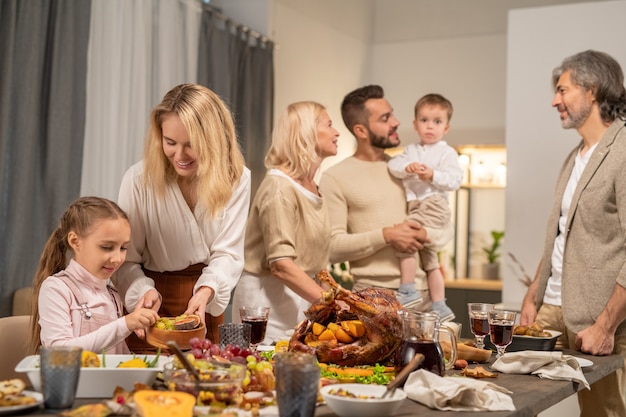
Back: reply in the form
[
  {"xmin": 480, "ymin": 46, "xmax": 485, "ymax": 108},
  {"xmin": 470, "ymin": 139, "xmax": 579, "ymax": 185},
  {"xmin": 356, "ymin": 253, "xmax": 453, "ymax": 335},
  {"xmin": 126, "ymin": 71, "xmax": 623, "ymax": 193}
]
[
  {"xmin": 326, "ymin": 322, "xmax": 341, "ymax": 332},
  {"xmin": 318, "ymin": 329, "xmax": 337, "ymax": 342},
  {"xmin": 341, "ymin": 320, "xmax": 365, "ymax": 338},
  {"xmin": 334, "ymin": 328, "xmax": 354, "ymax": 343},
  {"xmin": 312, "ymin": 322, "xmax": 326, "ymax": 336}
]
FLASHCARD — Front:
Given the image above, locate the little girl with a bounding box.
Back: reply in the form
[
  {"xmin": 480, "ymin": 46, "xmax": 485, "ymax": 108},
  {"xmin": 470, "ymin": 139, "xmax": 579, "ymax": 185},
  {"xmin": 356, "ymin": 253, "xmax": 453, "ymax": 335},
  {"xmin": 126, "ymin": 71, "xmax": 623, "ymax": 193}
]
[{"xmin": 28, "ymin": 196, "xmax": 159, "ymax": 354}]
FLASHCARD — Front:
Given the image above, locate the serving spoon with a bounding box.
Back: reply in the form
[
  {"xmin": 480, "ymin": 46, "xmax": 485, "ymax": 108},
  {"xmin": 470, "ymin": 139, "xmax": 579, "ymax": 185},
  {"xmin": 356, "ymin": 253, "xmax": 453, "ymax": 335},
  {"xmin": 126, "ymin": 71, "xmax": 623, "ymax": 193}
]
[
  {"xmin": 381, "ymin": 353, "xmax": 424, "ymax": 398},
  {"xmin": 166, "ymin": 340, "xmax": 201, "ymax": 384}
]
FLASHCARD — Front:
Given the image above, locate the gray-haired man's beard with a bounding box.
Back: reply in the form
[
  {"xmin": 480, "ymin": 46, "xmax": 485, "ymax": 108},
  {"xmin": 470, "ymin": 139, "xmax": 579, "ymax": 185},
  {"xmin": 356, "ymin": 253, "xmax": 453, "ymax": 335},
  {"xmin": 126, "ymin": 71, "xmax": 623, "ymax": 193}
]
[{"xmin": 561, "ymin": 100, "xmax": 592, "ymax": 130}]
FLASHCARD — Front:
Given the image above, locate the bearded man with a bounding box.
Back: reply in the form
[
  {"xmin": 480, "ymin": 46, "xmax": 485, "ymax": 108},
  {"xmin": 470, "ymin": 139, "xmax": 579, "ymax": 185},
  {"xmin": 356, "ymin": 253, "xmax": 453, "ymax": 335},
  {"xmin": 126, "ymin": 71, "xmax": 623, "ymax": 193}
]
[{"xmin": 319, "ymin": 85, "xmax": 454, "ymax": 309}]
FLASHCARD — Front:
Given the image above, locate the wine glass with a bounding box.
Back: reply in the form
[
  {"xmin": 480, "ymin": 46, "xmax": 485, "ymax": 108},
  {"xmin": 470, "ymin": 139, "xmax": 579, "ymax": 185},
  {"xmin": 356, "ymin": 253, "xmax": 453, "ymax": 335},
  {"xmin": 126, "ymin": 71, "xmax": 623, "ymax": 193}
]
[
  {"xmin": 488, "ymin": 309, "xmax": 517, "ymax": 358},
  {"xmin": 467, "ymin": 303, "xmax": 494, "ymax": 349},
  {"xmin": 239, "ymin": 306, "xmax": 270, "ymax": 352}
]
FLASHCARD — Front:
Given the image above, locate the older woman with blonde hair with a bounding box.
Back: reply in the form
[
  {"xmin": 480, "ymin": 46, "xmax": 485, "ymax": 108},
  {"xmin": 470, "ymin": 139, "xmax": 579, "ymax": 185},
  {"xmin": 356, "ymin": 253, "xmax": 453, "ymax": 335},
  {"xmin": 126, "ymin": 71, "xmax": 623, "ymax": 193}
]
[
  {"xmin": 115, "ymin": 84, "xmax": 251, "ymax": 350},
  {"xmin": 232, "ymin": 101, "xmax": 339, "ymax": 343}
]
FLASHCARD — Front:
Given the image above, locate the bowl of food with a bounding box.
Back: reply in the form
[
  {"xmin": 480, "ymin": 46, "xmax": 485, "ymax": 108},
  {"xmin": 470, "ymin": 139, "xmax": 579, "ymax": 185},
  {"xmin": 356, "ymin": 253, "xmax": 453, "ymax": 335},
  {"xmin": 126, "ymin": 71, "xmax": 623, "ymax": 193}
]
[
  {"xmin": 146, "ymin": 315, "xmax": 206, "ymax": 350},
  {"xmin": 162, "ymin": 360, "xmax": 246, "ymax": 408},
  {"xmin": 320, "ymin": 383, "xmax": 406, "ymax": 417},
  {"xmin": 508, "ymin": 329, "xmax": 562, "ymax": 352},
  {"xmin": 14, "ymin": 353, "xmax": 167, "ymax": 398}
]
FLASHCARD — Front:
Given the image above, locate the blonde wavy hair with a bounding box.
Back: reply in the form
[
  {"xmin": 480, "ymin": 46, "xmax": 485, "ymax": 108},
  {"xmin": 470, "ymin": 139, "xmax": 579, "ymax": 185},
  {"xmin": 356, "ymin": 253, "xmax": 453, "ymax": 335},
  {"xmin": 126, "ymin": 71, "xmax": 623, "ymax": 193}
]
[
  {"xmin": 264, "ymin": 101, "xmax": 326, "ymax": 180},
  {"xmin": 143, "ymin": 84, "xmax": 245, "ymax": 218}
]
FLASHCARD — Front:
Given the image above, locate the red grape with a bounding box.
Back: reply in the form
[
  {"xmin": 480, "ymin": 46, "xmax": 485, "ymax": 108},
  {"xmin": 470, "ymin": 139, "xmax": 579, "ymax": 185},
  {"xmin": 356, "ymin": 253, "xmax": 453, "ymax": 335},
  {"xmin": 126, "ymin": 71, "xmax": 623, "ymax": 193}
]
[
  {"xmin": 200, "ymin": 338, "xmax": 212, "ymax": 350},
  {"xmin": 209, "ymin": 344, "xmax": 221, "ymax": 356},
  {"xmin": 189, "ymin": 337, "xmax": 201, "ymax": 349}
]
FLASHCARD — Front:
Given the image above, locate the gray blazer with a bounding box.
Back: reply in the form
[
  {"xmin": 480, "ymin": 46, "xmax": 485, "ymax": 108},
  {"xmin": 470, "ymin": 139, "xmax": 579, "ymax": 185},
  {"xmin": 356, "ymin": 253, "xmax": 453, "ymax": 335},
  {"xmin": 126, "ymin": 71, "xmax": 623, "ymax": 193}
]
[{"xmin": 536, "ymin": 120, "xmax": 626, "ymax": 335}]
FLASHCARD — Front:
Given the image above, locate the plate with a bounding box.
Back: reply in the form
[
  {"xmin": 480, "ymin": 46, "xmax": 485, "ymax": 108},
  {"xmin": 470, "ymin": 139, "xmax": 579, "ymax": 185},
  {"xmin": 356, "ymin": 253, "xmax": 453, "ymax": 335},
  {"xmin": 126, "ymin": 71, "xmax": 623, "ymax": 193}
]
[
  {"xmin": 15, "ymin": 354, "xmax": 169, "ymax": 398},
  {"xmin": 574, "ymin": 357, "xmax": 593, "ymax": 368},
  {"xmin": 0, "ymin": 391, "xmax": 43, "ymax": 415},
  {"xmin": 320, "ymin": 383, "xmax": 406, "ymax": 417}
]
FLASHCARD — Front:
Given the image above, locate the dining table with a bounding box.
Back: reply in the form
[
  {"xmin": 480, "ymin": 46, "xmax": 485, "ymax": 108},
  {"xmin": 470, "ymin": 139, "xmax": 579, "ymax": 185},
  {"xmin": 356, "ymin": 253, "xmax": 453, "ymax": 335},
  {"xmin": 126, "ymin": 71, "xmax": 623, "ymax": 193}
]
[{"xmin": 21, "ymin": 349, "xmax": 623, "ymax": 417}]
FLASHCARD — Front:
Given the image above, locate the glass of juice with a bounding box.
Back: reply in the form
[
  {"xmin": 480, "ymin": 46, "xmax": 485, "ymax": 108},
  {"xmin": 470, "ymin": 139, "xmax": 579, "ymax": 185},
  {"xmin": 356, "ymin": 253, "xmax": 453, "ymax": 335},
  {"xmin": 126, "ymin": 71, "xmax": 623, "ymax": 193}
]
[
  {"xmin": 239, "ymin": 306, "xmax": 270, "ymax": 352},
  {"xmin": 488, "ymin": 309, "xmax": 517, "ymax": 358},
  {"xmin": 467, "ymin": 303, "xmax": 494, "ymax": 349}
]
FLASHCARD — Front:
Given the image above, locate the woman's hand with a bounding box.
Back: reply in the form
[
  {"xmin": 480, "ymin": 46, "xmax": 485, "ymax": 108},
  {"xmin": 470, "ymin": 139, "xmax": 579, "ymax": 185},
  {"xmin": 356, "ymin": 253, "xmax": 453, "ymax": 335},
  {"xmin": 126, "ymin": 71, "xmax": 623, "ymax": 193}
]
[
  {"xmin": 184, "ymin": 286, "xmax": 215, "ymax": 324},
  {"xmin": 137, "ymin": 288, "xmax": 162, "ymax": 312}
]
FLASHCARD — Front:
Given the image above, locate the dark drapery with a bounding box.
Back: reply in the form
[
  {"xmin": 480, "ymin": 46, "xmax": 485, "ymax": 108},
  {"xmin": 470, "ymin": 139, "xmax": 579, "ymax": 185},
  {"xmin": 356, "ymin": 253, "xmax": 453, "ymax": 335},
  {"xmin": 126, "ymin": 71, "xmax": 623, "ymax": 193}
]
[
  {"xmin": 0, "ymin": 2, "xmax": 274, "ymax": 319},
  {"xmin": 0, "ymin": 0, "xmax": 91, "ymax": 316},
  {"xmin": 197, "ymin": 7, "xmax": 274, "ymax": 197}
]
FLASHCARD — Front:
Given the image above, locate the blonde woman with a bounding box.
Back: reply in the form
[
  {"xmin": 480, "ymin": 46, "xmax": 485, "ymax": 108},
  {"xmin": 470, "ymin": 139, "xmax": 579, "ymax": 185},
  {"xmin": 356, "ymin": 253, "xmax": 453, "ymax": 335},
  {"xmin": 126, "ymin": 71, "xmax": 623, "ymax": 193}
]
[
  {"xmin": 115, "ymin": 84, "xmax": 251, "ymax": 350},
  {"xmin": 232, "ymin": 101, "xmax": 339, "ymax": 343}
]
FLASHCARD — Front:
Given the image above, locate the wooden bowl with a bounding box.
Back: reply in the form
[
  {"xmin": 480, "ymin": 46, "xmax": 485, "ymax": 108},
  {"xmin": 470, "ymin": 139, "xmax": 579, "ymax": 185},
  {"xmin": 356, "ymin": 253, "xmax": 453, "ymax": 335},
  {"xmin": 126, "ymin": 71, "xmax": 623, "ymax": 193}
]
[{"xmin": 146, "ymin": 322, "xmax": 206, "ymax": 350}]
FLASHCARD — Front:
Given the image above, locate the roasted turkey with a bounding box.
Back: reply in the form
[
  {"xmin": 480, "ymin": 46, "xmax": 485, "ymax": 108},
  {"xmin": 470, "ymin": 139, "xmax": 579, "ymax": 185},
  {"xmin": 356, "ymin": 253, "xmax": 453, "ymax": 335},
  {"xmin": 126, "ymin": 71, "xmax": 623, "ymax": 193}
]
[{"xmin": 288, "ymin": 270, "xmax": 403, "ymax": 366}]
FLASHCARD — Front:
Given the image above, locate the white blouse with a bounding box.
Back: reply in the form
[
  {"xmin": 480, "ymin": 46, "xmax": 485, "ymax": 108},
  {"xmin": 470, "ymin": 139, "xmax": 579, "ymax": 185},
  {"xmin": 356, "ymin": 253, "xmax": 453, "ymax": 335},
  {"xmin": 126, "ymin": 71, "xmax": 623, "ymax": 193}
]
[{"xmin": 114, "ymin": 161, "xmax": 251, "ymax": 316}]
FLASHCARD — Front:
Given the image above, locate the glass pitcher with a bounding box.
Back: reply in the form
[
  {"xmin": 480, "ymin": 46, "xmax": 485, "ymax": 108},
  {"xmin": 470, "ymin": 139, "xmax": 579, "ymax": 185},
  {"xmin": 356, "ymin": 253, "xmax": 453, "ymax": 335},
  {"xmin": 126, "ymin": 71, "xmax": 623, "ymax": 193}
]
[{"xmin": 395, "ymin": 310, "xmax": 457, "ymax": 377}]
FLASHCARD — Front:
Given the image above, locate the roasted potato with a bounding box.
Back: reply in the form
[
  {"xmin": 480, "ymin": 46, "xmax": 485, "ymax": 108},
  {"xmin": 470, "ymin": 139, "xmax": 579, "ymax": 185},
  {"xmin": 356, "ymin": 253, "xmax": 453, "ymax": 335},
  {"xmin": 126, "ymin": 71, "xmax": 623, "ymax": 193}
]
[
  {"xmin": 513, "ymin": 325, "xmax": 529, "ymax": 335},
  {"xmin": 513, "ymin": 322, "xmax": 553, "ymax": 338}
]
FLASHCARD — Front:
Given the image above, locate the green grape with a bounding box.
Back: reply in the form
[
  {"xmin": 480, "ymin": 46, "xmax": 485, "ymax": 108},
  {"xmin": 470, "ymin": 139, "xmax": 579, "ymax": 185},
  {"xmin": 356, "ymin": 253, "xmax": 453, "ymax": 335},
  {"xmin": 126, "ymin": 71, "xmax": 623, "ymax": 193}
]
[{"xmin": 255, "ymin": 361, "xmax": 272, "ymax": 371}]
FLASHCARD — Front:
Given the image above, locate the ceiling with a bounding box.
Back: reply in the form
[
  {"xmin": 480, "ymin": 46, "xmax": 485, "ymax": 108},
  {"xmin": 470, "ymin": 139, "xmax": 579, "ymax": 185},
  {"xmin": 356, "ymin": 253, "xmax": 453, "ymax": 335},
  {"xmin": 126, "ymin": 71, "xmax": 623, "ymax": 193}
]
[
  {"xmin": 372, "ymin": 0, "xmax": 602, "ymax": 42},
  {"xmin": 274, "ymin": 0, "xmax": 601, "ymax": 43}
]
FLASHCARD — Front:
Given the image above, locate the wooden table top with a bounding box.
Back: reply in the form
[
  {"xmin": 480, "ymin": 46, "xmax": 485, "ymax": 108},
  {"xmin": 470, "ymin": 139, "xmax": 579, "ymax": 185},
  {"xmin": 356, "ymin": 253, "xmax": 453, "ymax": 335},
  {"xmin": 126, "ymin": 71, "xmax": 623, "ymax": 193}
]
[
  {"xmin": 317, "ymin": 349, "xmax": 621, "ymax": 417},
  {"xmin": 24, "ymin": 349, "xmax": 622, "ymax": 417}
]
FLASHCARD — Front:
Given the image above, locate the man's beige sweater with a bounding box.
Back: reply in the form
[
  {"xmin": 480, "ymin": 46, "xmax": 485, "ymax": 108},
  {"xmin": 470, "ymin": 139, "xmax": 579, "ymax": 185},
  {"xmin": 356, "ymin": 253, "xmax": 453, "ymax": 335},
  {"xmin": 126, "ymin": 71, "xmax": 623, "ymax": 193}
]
[{"xmin": 319, "ymin": 156, "xmax": 453, "ymax": 290}]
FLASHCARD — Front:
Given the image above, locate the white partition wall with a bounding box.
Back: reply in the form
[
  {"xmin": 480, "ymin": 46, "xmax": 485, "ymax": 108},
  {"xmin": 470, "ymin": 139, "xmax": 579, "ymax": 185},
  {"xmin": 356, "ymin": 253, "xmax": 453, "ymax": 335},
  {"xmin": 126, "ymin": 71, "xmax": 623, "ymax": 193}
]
[
  {"xmin": 504, "ymin": 0, "xmax": 626, "ymax": 310},
  {"xmin": 505, "ymin": 2, "xmax": 626, "ymax": 414}
]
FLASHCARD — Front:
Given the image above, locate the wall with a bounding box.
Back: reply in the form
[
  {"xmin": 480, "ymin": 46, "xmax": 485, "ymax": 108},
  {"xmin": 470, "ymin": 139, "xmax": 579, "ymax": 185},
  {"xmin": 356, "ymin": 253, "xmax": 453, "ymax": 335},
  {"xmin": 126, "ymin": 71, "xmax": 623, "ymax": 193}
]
[
  {"xmin": 504, "ymin": 0, "xmax": 626, "ymax": 309},
  {"xmin": 370, "ymin": 34, "xmax": 507, "ymax": 148},
  {"xmin": 505, "ymin": 1, "xmax": 626, "ymax": 415},
  {"xmin": 270, "ymin": 0, "xmax": 374, "ymax": 173},
  {"xmin": 212, "ymin": 0, "xmax": 373, "ymax": 172}
]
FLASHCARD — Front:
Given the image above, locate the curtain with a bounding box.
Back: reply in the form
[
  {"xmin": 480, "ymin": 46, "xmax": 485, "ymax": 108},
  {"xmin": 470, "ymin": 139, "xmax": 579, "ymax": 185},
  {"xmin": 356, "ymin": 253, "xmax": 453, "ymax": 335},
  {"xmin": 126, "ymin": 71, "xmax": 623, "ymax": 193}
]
[
  {"xmin": 197, "ymin": 7, "xmax": 274, "ymax": 196},
  {"xmin": 80, "ymin": 0, "xmax": 202, "ymax": 201},
  {"xmin": 0, "ymin": 0, "xmax": 274, "ymax": 318},
  {"xmin": 0, "ymin": 0, "xmax": 92, "ymax": 317}
]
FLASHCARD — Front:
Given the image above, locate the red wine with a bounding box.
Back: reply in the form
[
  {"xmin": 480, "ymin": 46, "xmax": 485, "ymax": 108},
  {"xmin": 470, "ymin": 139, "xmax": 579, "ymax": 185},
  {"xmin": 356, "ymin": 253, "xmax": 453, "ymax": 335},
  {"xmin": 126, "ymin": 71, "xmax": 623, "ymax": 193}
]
[
  {"xmin": 471, "ymin": 317, "xmax": 490, "ymax": 336},
  {"xmin": 243, "ymin": 318, "xmax": 268, "ymax": 344},
  {"xmin": 489, "ymin": 321, "xmax": 514, "ymax": 346},
  {"xmin": 395, "ymin": 339, "xmax": 444, "ymax": 378}
]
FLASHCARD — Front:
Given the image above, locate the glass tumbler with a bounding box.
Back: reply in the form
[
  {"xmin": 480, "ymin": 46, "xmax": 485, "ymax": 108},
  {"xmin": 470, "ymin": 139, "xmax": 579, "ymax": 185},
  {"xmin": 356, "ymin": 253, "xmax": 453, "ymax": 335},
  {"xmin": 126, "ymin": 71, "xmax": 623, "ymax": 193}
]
[
  {"xmin": 40, "ymin": 346, "xmax": 82, "ymax": 409},
  {"xmin": 274, "ymin": 352, "xmax": 320, "ymax": 417},
  {"xmin": 218, "ymin": 322, "xmax": 251, "ymax": 350}
]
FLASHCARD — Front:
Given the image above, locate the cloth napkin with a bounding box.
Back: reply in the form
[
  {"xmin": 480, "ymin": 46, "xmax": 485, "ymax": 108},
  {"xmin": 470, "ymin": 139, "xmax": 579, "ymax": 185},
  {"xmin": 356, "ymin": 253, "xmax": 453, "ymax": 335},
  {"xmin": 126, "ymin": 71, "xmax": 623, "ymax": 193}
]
[
  {"xmin": 491, "ymin": 351, "xmax": 590, "ymax": 390},
  {"xmin": 403, "ymin": 369, "xmax": 516, "ymax": 411}
]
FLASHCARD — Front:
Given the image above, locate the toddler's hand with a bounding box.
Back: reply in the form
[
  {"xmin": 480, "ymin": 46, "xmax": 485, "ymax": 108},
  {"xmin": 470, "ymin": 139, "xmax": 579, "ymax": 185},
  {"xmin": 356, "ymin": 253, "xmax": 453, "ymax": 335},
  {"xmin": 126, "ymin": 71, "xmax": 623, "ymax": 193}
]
[
  {"xmin": 416, "ymin": 164, "xmax": 433, "ymax": 181},
  {"xmin": 405, "ymin": 163, "xmax": 421, "ymax": 174}
]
